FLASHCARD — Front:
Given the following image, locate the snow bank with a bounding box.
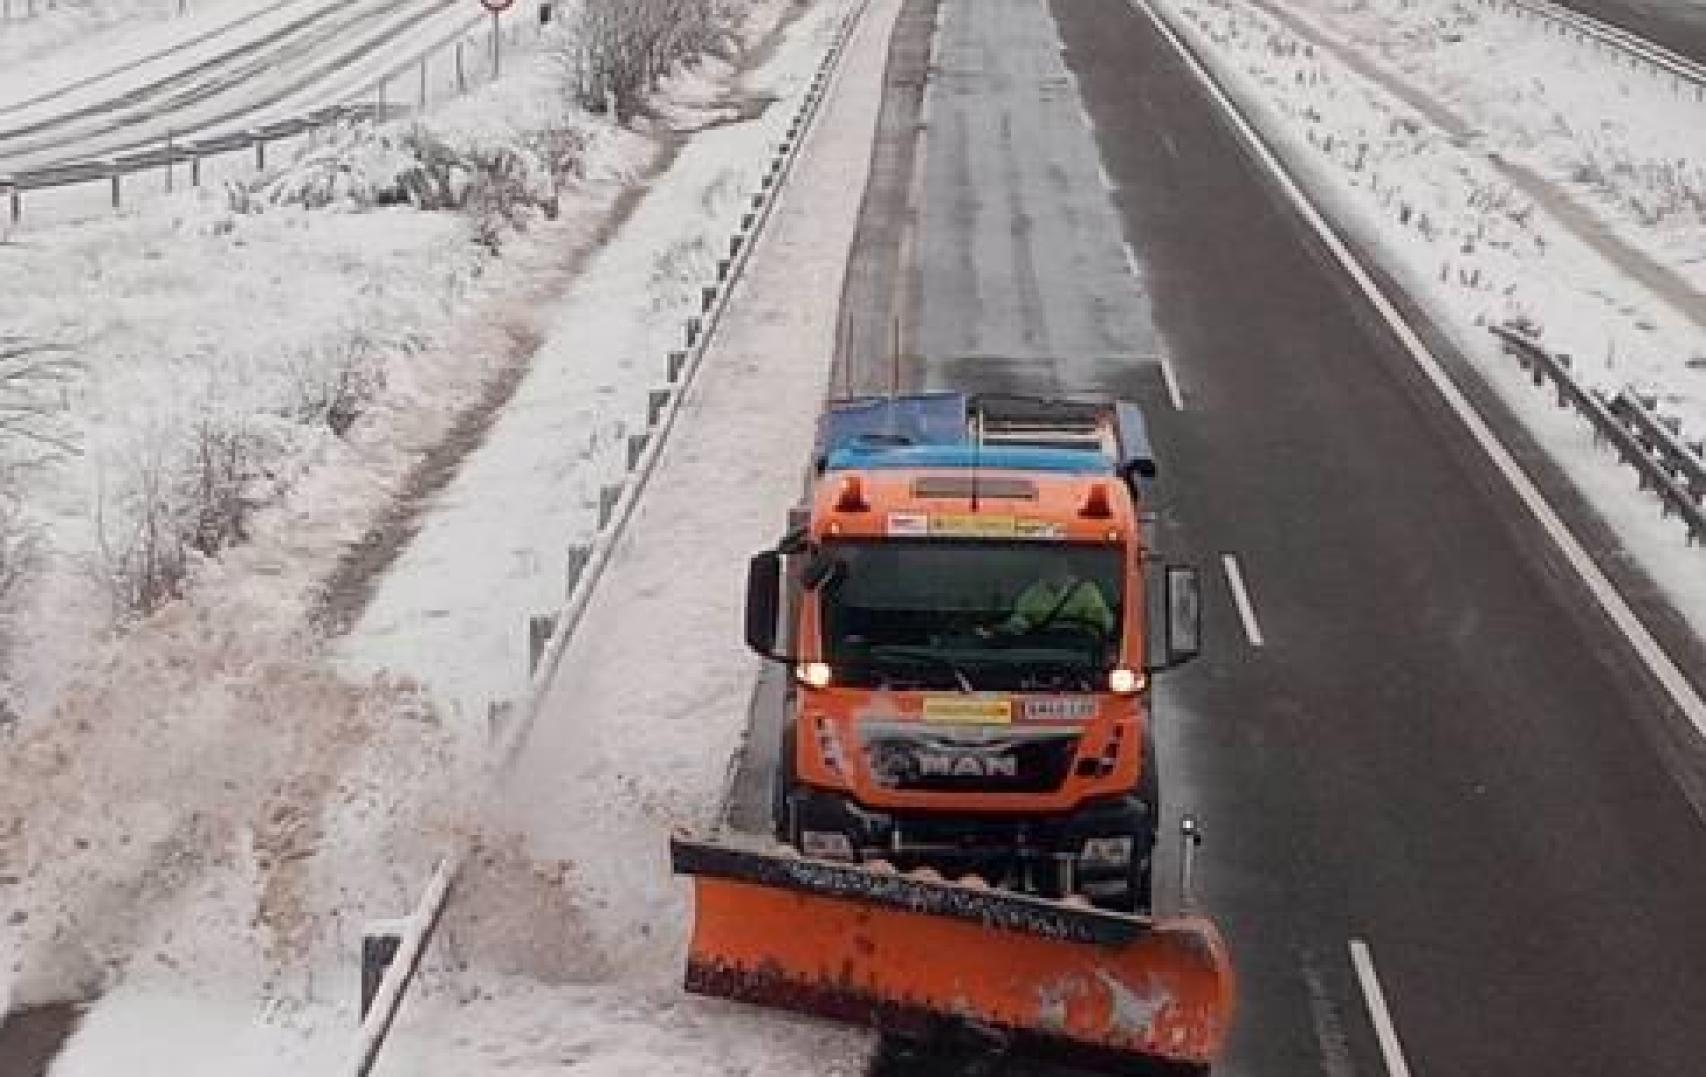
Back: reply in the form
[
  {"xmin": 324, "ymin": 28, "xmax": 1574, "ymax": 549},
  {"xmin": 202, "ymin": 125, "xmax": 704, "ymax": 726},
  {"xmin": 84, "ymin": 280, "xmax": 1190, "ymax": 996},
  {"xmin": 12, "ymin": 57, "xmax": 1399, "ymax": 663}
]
[
  {"xmin": 4, "ymin": 0, "xmax": 880, "ymax": 1070},
  {"xmin": 333, "ymin": 7, "xmax": 835, "ymax": 727},
  {"xmin": 365, "ymin": 0, "xmax": 898, "ymax": 1068}
]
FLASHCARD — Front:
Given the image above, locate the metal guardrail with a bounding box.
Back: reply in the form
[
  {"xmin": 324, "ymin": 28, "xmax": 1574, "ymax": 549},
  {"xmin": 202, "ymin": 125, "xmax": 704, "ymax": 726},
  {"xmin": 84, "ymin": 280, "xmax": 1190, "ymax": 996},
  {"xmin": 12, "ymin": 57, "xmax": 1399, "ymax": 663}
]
[
  {"xmin": 344, "ymin": 6, "xmax": 869, "ymax": 1073},
  {"xmin": 1479, "ymin": 0, "xmax": 1706, "ymax": 100},
  {"xmin": 0, "ymin": 11, "xmax": 492, "ymax": 220},
  {"xmin": 1490, "ymin": 324, "xmax": 1706, "ymax": 543}
]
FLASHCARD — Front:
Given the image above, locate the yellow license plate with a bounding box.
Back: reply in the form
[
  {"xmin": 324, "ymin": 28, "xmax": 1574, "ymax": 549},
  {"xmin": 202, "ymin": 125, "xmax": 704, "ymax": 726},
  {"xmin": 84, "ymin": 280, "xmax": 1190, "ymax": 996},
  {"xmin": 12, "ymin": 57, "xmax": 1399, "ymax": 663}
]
[{"xmin": 922, "ymin": 697, "xmax": 1013, "ymax": 724}]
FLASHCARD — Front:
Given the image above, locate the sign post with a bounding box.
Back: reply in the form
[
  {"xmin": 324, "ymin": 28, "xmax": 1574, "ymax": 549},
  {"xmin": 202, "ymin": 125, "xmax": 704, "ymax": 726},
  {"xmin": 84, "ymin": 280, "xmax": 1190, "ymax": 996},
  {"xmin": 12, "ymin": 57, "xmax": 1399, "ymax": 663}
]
[{"xmin": 480, "ymin": 0, "xmax": 513, "ymax": 79}]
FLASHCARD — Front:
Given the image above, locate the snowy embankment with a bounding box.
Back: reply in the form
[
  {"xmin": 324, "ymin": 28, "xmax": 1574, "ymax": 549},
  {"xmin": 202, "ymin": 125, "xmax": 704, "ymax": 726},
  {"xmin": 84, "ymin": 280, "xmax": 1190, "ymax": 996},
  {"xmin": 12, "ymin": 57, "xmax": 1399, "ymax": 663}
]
[
  {"xmin": 1152, "ymin": 0, "xmax": 1706, "ymax": 633},
  {"xmin": 368, "ymin": 0, "xmax": 898, "ymax": 1068},
  {"xmin": 2, "ymin": 0, "xmax": 857, "ymax": 1069}
]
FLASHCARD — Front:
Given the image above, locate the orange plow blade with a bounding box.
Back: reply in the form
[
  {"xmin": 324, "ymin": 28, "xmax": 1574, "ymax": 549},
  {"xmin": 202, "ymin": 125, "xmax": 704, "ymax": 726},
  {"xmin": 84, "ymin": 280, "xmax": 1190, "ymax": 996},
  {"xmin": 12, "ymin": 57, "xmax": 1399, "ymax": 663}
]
[{"xmin": 671, "ymin": 837, "xmax": 1234, "ymax": 1074}]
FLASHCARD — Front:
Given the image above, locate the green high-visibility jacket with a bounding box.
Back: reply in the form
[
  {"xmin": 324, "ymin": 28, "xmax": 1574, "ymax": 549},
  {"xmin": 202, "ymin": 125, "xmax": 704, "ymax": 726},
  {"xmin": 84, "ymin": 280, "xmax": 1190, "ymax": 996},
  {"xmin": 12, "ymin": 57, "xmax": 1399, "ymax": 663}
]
[{"xmin": 1002, "ymin": 576, "xmax": 1114, "ymax": 637}]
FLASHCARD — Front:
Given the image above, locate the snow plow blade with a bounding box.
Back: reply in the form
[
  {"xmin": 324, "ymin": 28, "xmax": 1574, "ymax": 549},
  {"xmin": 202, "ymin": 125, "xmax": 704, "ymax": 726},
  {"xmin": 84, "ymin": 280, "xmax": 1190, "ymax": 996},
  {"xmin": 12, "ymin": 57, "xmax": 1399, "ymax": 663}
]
[{"xmin": 671, "ymin": 837, "xmax": 1233, "ymax": 1074}]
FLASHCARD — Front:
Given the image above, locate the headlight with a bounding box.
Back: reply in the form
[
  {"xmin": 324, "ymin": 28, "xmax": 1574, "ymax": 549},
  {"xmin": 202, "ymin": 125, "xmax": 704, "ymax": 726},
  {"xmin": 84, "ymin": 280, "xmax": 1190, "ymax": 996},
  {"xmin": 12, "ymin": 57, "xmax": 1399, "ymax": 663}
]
[
  {"xmin": 1108, "ymin": 667, "xmax": 1146, "ymax": 695},
  {"xmin": 796, "ymin": 661, "xmax": 832, "ymax": 688}
]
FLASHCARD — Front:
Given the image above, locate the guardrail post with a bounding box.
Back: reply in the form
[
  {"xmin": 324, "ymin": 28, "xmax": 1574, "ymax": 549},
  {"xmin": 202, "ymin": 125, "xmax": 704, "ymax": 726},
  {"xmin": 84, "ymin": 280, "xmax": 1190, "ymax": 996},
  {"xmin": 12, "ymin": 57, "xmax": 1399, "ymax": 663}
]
[
  {"xmin": 254, "ymin": 135, "xmax": 266, "ymax": 173},
  {"xmin": 110, "ymin": 169, "xmax": 121, "ymax": 210},
  {"xmin": 456, "ymin": 40, "xmax": 467, "ymax": 94},
  {"xmin": 378, "ymin": 79, "xmax": 387, "ymax": 119},
  {"xmin": 667, "ymin": 350, "xmax": 686, "ymax": 382},
  {"xmin": 598, "ymin": 483, "xmax": 621, "ymax": 529},
  {"xmin": 563, "ymin": 543, "xmax": 590, "ymax": 595},
  {"xmin": 528, "ymin": 614, "xmax": 557, "ymax": 674},
  {"xmin": 4, "ymin": 181, "xmax": 17, "ymax": 225},
  {"xmin": 164, "ymin": 131, "xmax": 175, "ymax": 194},
  {"xmin": 648, "ymin": 388, "xmax": 670, "ymax": 426},
  {"xmin": 420, "ymin": 57, "xmax": 429, "ymax": 108},
  {"xmin": 191, "ymin": 153, "xmax": 201, "ymax": 187},
  {"xmin": 360, "ymin": 924, "xmax": 405, "ymax": 1020}
]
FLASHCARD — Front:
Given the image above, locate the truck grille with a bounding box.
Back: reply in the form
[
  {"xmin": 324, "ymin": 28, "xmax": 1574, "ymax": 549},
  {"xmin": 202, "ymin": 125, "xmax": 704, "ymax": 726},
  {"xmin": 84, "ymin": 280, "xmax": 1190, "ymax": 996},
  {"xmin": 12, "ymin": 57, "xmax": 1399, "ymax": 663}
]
[{"xmin": 858, "ymin": 726, "xmax": 1081, "ymax": 794}]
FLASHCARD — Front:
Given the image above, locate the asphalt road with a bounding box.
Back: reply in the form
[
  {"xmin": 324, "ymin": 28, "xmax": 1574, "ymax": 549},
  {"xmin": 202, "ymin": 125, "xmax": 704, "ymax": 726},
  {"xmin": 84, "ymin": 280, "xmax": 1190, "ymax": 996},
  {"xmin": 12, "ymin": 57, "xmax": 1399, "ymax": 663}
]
[
  {"xmin": 1550, "ymin": 0, "xmax": 1706, "ymax": 62},
  {"xmin": 813, "ymin": 0, "xmax": 1706, "ymax": 1074}
]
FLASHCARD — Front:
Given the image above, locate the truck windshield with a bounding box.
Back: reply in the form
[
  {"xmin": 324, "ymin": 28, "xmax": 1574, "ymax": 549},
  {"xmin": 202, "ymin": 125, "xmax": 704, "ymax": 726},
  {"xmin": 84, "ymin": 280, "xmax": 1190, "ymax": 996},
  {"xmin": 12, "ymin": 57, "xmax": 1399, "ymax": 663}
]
[{"xmin": 817, "ymin": 540, "xmax": 1124, "ymax": 692}]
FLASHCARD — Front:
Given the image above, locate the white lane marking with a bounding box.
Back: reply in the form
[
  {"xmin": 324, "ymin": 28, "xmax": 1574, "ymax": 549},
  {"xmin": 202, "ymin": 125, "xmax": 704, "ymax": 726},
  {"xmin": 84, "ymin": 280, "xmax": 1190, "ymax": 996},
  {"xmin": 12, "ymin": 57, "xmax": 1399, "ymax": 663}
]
[
  {"xmin": 1160, "ymin": 355, "xmax": 1185, "ymax": 411},
  {"xmin": 1221, "ymin": 553, "xmax": 1265, "ymax": 647},
  {"xmin": 1133, "ymin": 0, "xmax": 1706, "ymax": 739},
  {"xmin": 1122, "ymin": 239, "xmax": 1143, "ymax": 281},
  {"xmin": 1078, "ymin": 100, "xmax": 1095, "ymax": 130},
  {"xmin": 1097, "ymin": 159, "xmax": 1118, "ymax": 191},
  {"xmin": 1350, "ymin": 940, "xmax": 1416, "ymax": 1077}
]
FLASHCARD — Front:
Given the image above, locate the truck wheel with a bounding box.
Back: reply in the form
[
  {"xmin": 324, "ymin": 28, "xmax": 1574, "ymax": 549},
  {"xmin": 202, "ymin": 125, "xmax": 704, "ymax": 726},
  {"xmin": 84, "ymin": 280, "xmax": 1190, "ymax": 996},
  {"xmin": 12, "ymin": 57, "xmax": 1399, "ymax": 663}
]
[
  {"xmin": 772, "ymin": 724, "xmax": 798, "ymax": 845},
  {"xmin": 1093, "ymin": 829, "xmax": 1155, "ymax": 914}
]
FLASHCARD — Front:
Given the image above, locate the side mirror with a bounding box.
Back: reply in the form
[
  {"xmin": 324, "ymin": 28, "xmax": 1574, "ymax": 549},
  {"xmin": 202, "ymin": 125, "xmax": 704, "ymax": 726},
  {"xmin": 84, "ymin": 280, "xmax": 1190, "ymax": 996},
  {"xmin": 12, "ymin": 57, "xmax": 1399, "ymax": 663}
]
[
  {"xmin": 1145, "ymin": 562, "xmax": 1202, "ymax": 670},
  {"xmin": 1165, "ymin": 564, "xmax": 1201, "ymax": 665},
  {"xmin": 746, "ymin": 551, "xmax": 787, "ymax": 660}
]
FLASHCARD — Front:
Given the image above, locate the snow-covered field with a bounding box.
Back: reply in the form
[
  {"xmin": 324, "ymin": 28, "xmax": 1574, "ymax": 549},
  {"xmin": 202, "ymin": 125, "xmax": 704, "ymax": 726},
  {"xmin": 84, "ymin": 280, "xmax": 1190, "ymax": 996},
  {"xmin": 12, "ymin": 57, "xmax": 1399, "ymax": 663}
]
[
  {"xmin": 1, "ymin": 0, "xmax": 866, "ymax": 1069},
  {"xmin": 1154, "ymin": 0, "xmax": 1706, "ymax": 632},
  {"xmin": 38, "ymin": 0, "xmax": 891, "ymax": 1065}
]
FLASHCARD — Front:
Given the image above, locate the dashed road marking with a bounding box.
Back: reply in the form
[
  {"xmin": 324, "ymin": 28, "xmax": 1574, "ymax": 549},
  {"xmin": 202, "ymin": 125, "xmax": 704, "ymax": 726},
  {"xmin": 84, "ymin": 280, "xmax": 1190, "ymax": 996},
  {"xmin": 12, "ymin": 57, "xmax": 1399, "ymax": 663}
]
[
  {"xmin": 1350, "ymin": 939, "xmax": 1416, "ymax": 1077},
  {"xmin": 1160, "ymin": 355, "xmax": 1185, "ymax": 411},
  {"xmin": 1122, "ymin": 239, "xmax": 1143, "ymax": 281},
  {"xmin": 1221, "ymin": 553, "xmax": 1264, "ymax": 647}
]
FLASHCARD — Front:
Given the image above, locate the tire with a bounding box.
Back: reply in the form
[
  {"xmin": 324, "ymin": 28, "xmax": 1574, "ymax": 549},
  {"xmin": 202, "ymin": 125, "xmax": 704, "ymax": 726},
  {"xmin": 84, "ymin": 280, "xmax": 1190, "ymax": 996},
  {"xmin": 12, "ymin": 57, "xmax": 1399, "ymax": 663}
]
[
  {"xmin": 1092, "ymin": 827, "xmax": 1155, "ymax": 914},
  {"xmin": 772, "ymin": 723, "xmax": 798, "ymax": 845}
]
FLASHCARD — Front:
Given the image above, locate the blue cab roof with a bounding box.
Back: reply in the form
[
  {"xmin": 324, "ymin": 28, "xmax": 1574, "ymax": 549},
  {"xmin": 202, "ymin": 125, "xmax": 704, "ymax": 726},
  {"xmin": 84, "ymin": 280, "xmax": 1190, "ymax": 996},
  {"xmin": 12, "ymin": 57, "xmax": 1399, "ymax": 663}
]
[{"xmin": 813, "ymin": 391, "xmax": 1152, "ymax": 483}]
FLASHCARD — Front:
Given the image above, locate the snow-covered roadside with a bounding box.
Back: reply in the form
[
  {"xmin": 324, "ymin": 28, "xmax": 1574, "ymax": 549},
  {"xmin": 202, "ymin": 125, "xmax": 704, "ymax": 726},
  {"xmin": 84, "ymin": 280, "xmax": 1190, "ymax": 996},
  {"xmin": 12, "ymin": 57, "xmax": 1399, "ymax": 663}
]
[
  {"xmin": 358, "ymin": 0, "xmax": 900, "ymax": 1068},
  {"xmin": 0, "ymin": 0, "xmax": 276, "ymax": 106},
  {"xmin": 1, "ymin": 0, "xmax": 838, "ymax": 1060},
  {"xmin": 1152, "ymin": 0, "xmax": 1706, "ymax": 637},
  {"xmin": 333, "ymin": 30, "xmax": 833, "ymax": 726}
]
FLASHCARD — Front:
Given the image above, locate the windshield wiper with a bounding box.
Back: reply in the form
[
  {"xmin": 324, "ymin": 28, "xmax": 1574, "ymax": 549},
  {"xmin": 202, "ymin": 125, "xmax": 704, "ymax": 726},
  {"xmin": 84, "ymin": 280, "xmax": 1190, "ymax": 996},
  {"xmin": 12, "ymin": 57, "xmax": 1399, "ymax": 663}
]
[{"xmin": 867, "ymin": 645, "xmax": 976, "ymax": 693}]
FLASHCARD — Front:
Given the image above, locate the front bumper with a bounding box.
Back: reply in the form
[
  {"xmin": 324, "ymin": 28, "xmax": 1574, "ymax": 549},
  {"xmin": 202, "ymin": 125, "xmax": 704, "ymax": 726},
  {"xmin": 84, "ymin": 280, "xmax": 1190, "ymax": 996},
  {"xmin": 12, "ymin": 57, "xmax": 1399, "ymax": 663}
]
[{"xmin": 789, "ymin": 785, "xmax": 1156, "ymax": 890}]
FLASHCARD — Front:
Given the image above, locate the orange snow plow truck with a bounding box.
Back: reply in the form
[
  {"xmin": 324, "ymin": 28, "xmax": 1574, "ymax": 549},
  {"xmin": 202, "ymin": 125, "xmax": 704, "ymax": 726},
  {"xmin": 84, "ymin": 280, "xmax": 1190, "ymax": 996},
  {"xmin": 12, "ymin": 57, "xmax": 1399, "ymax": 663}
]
[{"xmin": 672, "ymin": 392, "xmax": 1234, "ymax": 1073}]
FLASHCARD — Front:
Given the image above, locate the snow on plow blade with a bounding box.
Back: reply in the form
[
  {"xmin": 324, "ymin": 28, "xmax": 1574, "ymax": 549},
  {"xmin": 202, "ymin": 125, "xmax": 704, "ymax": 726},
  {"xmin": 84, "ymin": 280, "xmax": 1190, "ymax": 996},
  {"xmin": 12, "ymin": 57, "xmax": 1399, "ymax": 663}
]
[{"xmin": 671, "ymin": 837, "xmax": 1234, "ymax": 1074}]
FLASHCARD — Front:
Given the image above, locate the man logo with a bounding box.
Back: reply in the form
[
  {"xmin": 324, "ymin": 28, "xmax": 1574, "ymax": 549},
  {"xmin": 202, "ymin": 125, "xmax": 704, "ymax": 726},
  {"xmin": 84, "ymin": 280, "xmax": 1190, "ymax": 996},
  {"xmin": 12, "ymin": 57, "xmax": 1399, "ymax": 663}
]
[{"xmin": 915, "ymin": 751, "xmax": 1018, "ymax": 779}]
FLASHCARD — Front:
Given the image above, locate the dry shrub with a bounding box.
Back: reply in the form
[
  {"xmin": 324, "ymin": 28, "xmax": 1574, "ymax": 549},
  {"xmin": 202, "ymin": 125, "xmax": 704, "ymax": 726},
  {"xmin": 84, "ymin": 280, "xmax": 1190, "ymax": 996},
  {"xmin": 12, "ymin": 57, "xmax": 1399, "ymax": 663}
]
[{"xmin": 553, "ymin": 0, "xmax": 743, "ymax": 123}]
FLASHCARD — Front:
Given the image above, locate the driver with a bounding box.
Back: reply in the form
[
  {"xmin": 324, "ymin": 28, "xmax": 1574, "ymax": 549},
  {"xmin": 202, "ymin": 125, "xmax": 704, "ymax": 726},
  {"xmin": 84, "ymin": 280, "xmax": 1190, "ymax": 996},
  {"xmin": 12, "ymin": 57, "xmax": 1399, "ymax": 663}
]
[{"xmin": 980, "ymin": 561, "xmax": 1114, "ymax": 640}]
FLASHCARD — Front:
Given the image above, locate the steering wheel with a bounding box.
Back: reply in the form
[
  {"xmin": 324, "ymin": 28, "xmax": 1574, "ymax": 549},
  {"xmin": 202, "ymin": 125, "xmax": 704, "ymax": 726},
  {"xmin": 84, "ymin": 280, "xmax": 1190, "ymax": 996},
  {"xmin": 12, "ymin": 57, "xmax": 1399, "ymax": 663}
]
[{"xmin": 1025, "ymin": 617, "xmax": 1108, "ymax": 648}]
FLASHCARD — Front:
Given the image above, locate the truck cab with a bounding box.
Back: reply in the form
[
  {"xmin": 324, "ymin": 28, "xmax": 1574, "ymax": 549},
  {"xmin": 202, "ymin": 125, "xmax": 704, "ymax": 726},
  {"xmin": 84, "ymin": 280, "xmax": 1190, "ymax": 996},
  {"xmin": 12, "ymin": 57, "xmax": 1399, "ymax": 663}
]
[{"xmin": 746, "ymin": 393, "xmax": 1201, "ymax": 911}]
